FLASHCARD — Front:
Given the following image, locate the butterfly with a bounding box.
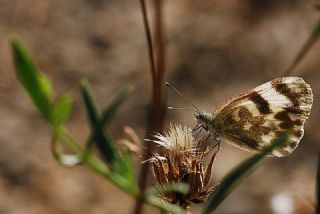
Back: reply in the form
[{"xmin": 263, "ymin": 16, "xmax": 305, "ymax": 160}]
[{"xmin": 168, "ymin": 77, "xmax": 313, "ymax": 157}]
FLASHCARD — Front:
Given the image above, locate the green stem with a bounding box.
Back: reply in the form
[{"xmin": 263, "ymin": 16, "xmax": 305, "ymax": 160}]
[
  {"xmin": 53, "ymin": 128, "xmax": 187, "ymax": 214},
  {"xmin": 54, "ymin": 127, "xmax": 139, "ymax": 197}
]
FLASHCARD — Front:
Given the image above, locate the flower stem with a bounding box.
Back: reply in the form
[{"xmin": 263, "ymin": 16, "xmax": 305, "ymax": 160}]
[{"xmin": 134, "ymin": 0, "xmax": 166, "ymax": 213}]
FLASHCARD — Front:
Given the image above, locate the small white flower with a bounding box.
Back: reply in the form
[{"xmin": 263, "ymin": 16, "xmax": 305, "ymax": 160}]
[{"xmin": 153, "ymin": 124, "xmax": 195, "ymax": 153}]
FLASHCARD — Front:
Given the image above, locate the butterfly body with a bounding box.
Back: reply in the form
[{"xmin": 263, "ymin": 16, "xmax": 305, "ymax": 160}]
[
  {"xmin": 194, "ymin": 77, "xmax": 313, "ymax": 157},
  {"xmin": 195, "ymin": 112, "xmax": 214, "ymax": 131}
]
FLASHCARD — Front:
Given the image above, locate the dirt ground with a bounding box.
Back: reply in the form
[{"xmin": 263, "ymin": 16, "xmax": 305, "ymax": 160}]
[{"xmin": 0, "ymin": 0, "xmax": 320, "ymax": 213}]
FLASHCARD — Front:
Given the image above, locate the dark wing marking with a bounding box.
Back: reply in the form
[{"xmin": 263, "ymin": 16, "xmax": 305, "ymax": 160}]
[{"xmin": 213, "ymin": 77, "xmax": 313, "ymax": 157}]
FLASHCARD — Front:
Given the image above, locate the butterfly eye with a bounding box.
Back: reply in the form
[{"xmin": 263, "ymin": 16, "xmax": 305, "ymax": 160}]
[{"xmin": 195, "ymin": 113, "xmax": 203, "ymax": 121}]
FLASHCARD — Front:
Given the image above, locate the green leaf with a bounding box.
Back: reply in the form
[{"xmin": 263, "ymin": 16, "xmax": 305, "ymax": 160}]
[
  {"xmin": 145, "ymin": 196, "xmax": 187, "ymax": 214},
  {"xmin": 112, "ymin": 151, "xmax": 137, "ymax": 193},
  {"xmin": 38, "ymin": 73, "xmax": 53, "ymax": 102},
  {"xmin": 52, "ymin": 93, "xmax": 74, "ymax": 126},
  {"xmin": 80, "ymin": 79, "xmax": 117, "ymax": 163},
  {"xmin": 80, "ymin": 79, "xmax": 100, "ymax": 125},
  {"xmin": 11, "ymin": 36, "xmax": 53, "ymax": 120},
  {"xmin": 101, "ymin": 86, "xmax": 134, "ymax": 126},
  {"xmin": 203, "ymin": 132, "xmax": 289, "ymax": 214},
  {"xmin": 83, "ymin": 85, "xmax": 134, "ymax": 162},
  {"xmin": 146, "ymin": 182, "xmax": 189, "ymax": 196}
]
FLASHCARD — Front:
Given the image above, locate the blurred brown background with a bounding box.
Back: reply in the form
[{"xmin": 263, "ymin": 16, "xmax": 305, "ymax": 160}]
[{"xmin": 0, "ymin": 0, "xmax": 319, "ymax": 213}]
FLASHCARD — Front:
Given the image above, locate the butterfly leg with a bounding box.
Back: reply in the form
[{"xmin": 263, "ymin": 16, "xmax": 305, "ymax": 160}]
[
  {"xmin": 213, "ymin": 132, "xmax": 221, "ymax": 151},
  {"xmin": 203, "ymin": 132, "xmax": 221, "ymax": 155},
  {"xmin": 192, "ymin": 124, "xmax": 204, "ymax": 135},
  {"xmin": 200, "ymin": 132, "xmax": 212, "ymax": 153},
  {"xmin": 192, "ymin": 123, "xmax": 200, "ymax": 132}
]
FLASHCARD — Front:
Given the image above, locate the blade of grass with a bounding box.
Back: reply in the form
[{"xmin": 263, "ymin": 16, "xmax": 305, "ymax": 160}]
[
  {"xmin": 83, "ymin": 86, "xmax": 133, "ymax": 161},
  {"xmin": 203, "ymin": 132, "xmax": 289, "ymax": 214},
  {"xmin": 101, "ymin": 86, "xmax": 134, "ymax": 126},
  {"xmin": 11, "ymin": 36, "xmax": 53, "ymax": 120},
  {"xmin": 80, "ymin": 79, "xmax": 117, "ymax": 163},
  {"xmin": 80, "ymin": 79, "xmax": 100, "ymax": 124}
]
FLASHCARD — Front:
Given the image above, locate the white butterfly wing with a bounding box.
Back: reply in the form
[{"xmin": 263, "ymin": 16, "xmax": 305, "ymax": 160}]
[{"xmin": 213, "ymin": 77, "xmax": 313, "ymax": 157}]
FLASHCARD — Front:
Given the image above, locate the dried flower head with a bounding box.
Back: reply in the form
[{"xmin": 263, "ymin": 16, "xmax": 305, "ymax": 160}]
[{"xmin": 148, "ymin": 124, "xmax": 219, "ymax": 208}]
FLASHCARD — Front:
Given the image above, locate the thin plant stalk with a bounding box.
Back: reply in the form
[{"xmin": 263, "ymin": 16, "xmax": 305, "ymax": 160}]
[
  {"xmin": 139, "ymin": 0, "xmax": 156, "ymax": 91},
  {"xmin": 134, "ymin": 0, "xmax": 166, "ymax": 213},
  {"xmin": 51, "ymin": 127, "xmax": 138, "ymax": 197},
  {"xmin": 154, "ymin": 0, "xmax": 166, "ymax": 126},
  {"xmin": 279, "ymin": 19, "xmax": 320, "ymax": 77},
  {"xmin": 135, "ymin": 1, "xmax": 156, "ymax": 212},
  {"xmin": 317, "ymin": 152, "xmax": 320, "ymax": 213}
]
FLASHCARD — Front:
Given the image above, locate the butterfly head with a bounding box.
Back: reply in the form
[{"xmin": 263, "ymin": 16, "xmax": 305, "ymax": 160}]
[{"xmin": 195, "ymin": 112, "xmax": 214, "ymax": 131}]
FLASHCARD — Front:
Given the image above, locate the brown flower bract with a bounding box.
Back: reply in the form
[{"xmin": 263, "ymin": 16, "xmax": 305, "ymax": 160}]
[{"xmin": 149, "ymin": 124, "xmax": 219, "ymax": 208}]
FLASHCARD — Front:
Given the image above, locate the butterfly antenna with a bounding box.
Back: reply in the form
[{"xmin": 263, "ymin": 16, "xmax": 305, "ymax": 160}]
[
  {"xmin": 168, "ymin": 106, "xmax": 197, "ymax": 112},
  {"xmin": 168, "ymin": 106, "xmax": 183, "ymax": 110},
  {"xmin": 165, "ymin": 82, "xmax": 200, "ymax": 112}
]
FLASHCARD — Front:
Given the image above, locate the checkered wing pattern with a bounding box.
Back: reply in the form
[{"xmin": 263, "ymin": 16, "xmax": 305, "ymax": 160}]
[{"xmin": 213, "ymin": 77, "xmax": 313, "ymax": 157}]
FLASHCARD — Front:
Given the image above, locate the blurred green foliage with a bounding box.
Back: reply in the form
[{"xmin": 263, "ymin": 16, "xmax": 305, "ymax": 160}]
[{"xmin": 11, "ymin": 36, "xmax": 187, "ymax": 214}]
